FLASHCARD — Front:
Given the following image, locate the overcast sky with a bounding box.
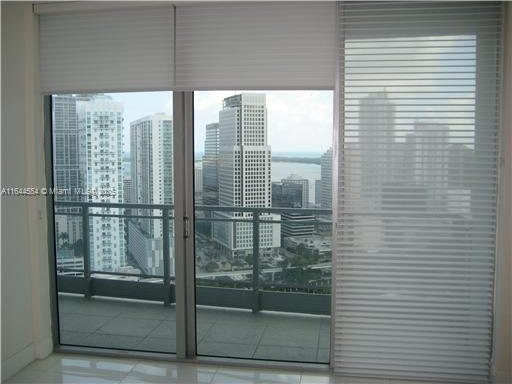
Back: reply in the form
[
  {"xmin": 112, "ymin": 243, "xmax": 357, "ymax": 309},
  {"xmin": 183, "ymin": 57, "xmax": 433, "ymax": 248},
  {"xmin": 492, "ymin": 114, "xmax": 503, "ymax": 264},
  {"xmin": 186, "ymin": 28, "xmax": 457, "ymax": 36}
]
[{"xmin": 107, "ymin": 91, "xmax": 333, "ymax": 155}]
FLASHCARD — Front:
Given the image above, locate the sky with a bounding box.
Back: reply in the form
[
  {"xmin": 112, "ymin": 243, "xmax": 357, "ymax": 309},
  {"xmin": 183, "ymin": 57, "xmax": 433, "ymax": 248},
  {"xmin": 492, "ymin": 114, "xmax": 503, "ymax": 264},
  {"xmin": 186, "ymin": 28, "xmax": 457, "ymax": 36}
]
[
  {"xmin": 105, "ymin": 91, "xmax": 333, "ymax": 155},
  {"xmin": 194, "ymin": 91, "xmax": 333, "ymax": 154},
  {"xmin": 104, "ymin": 91, "xmax": 172, "ymax": 154}
]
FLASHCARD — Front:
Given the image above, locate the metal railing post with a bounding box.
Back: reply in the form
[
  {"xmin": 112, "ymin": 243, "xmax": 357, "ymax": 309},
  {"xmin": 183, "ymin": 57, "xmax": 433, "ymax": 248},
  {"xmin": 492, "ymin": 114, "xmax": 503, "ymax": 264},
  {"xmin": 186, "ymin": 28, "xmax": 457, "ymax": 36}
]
[
  {"xmin": 252, "ymin": 211, "xmax": 260, "ymax": 313},
  {"xmin": 162, "ymin": 206, "xmax": 171, "ymax": 306},
  {"xmin": 82, "ymin": 204, "xmax": 91, "ymax": 299}
]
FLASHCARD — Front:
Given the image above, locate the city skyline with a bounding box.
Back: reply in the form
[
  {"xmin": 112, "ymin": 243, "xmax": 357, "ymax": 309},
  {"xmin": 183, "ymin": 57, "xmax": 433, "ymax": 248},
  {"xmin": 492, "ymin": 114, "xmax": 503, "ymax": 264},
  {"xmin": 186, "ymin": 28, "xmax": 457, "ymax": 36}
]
[
  {"xmin": 63, "ymin": 91, "xmax": 333, "ymax": 154},
  {"xmin": 52, "ymin": 89, "xmax": 475, "ymax": 277}
]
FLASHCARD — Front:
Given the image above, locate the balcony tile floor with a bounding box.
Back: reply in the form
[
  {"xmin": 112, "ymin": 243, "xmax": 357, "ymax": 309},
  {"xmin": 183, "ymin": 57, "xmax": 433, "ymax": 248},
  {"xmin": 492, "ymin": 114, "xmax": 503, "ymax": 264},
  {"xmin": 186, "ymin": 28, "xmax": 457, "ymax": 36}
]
[
  {"xmin": 57, "ymin": 294, "xmax": 330, "ymax": 363},
  {"xmin": 4, "ymin": 353, "xmax": 457, "ymax": 384}
]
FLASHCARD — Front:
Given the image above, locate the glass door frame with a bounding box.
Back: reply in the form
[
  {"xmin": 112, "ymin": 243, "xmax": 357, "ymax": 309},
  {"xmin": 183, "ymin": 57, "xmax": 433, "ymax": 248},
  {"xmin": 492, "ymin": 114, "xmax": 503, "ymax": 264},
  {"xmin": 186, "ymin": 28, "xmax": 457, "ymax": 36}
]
[
  {"xmin": 183, "ymin": 90, "xmax": 334, "ymax": 364},
  {"xmin": 173, "ymin": 91, "xmax": 197, "ymax": 359},
  {"xmin": 44, "ymin": 91, "xmax": 196, "ymax": 357},
  {"xmin": 45, "ymin": 90, "xmax": 331, "ymax": 366}
]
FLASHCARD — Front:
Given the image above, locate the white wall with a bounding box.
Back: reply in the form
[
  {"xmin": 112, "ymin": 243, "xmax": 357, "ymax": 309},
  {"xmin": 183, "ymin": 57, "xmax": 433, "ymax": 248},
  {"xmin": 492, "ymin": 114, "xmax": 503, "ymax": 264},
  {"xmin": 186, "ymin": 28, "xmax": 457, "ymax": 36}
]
[{"xmin": 1, "ymin": 2, "xmax": 53, "ymax": 380}]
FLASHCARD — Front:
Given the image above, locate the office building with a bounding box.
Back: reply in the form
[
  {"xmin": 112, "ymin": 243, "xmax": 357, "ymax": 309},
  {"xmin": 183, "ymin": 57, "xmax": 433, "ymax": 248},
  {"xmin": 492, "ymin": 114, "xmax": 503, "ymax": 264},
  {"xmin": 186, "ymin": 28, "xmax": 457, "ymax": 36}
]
[
  {"xmin": 123, "ymin": 177, "xmax": 132, "ymax": 204},
  {"xmin": 359, "ymin": 91, "xmax": 395, "ymax": 206},
  {"xmin": 315, "ymin": 179, "xmax": 322, "ymax": 207},
  {"xmin": 130, "ymin": 113, "xmax": 173, "ymax": 237},
  {"xmin": 272, "ymin": 181, "xmax": 303, "ymax": 208},
  {"xmin": 213, "ymin": 93, "xmax": 279, "ymax": 257},
  {"xmin": 272, "ymin": 180, "xmax": 314, "ymax": 239},
  {"xmin": 195, "ymin": 164, "xmax": 203, "ymax": 203},
  {"xmin": 410, "ymin": 122, "xmax": 450, "ymax": 209},
  {"xmin": 282, "ymin": 174, "xmax": 309, "ymax": 208},
  {"xmin": 202, "ymin": 122, "xmax": 220, "ymax": 206},
  {"xmin": 127, "ymin": 221, "xmax": 164, "ymax": 276},
  {"xmin": 129, "ymin": 113, "xmax": 174, "ymax": 276},
  {"xmin": 52, "ymin": 95, "xmax": 87, "ymax": 247},
  {"xmin": 320, "ymin": 148, "xmax": 333, "ymax": 209}
]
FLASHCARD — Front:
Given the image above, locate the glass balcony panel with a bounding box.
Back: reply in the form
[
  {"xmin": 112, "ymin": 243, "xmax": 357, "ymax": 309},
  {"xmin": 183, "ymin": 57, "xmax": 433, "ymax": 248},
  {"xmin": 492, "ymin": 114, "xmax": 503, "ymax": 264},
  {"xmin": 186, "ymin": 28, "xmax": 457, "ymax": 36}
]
[{"xmin": 55, "ymin": 210, "xmax": 84, "ymax": 277}]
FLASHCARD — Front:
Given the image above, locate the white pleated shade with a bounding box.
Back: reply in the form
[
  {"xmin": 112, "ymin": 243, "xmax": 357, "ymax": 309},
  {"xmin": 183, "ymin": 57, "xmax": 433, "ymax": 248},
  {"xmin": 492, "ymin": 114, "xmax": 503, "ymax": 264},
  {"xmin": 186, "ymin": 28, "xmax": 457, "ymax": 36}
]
[{"xmin": 333, "ymin": 2, "xmax": 503, "ymax": 382}]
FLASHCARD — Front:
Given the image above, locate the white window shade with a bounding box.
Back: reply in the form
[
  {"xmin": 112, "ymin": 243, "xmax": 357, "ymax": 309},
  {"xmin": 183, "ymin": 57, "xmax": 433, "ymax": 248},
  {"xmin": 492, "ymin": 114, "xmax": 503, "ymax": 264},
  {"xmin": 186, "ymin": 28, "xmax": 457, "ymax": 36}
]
[
  {"xmin": 175, "ymin": 2, "xmax": 335, "ymax": 90},
  {"xmin": 39, "ymin": 7, "xmax": 174, "ymax": 93},
  {"xmin": 333, "ymin": 2, "xmax": 502, "ymax": 382}
]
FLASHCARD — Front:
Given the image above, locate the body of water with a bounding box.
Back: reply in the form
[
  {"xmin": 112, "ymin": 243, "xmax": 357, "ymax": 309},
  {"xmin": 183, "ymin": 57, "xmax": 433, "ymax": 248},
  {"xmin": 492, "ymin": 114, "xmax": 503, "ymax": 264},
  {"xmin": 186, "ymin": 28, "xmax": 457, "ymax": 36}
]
[
  {"xmin": 125, "ymin": 158, "xmax": 322, "ymax": 205},
  {"xmin": 271, "ymin": 162, "xmax": 321, "ymax": 205}
]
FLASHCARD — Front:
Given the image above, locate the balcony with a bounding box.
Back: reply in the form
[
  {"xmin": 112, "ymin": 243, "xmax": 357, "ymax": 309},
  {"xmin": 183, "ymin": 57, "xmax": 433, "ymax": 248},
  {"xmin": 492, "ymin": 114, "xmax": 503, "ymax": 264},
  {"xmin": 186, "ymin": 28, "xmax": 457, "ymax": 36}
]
[
  {"xmin": 54, "ymin": 201, "xmax": 332, "ymax": 363},
  {"xmin": 58, "ymin": 294, "xmax": 330, "ymax": 362}
]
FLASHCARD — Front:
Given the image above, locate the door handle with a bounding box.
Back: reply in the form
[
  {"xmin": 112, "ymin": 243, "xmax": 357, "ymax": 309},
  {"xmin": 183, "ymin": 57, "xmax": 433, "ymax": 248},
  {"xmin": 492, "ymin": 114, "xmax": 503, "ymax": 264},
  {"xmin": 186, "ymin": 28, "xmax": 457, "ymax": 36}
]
[{"xmin": 184, "ymin": 216, "xmax": 190, "ymax": 239}]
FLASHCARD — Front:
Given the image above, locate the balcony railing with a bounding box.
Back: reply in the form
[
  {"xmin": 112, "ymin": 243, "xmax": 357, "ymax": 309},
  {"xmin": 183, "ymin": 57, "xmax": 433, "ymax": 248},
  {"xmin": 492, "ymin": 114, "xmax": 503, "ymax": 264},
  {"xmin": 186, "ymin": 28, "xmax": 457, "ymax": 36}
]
[{"xmin": 54, "ymin": 201, "xmax": 332, "ymax": 315}]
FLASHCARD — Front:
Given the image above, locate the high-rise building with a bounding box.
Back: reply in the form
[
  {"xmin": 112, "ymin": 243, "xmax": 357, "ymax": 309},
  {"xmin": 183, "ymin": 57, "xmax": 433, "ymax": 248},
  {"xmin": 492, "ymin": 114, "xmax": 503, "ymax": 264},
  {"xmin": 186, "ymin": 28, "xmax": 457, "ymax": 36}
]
[
  {"xmin": 410, "ymin": 121, "xmax": 450, "ymax": 210},
  {"xmin": 213, "ymin": 93, "xmax": 279, "ymax": 257},
  {"xmin": 130, "ymin": 113, "xmax": 173, "ymax": 237},
  {"xmin": 202, "ymin": 123, "xmax": 220, "ymax": 206},
  {"xmin": 272, "ymin": 182, "xmax": 303, "ymax": 208},
  {"xmin": 320, "ymin": 148, "xmax": 333, "ymax": 209},
  {"xmin": 52, "ymin": 95, "xmax": 89, "ymax": 248},
  {"xmin": 77, "ymin": 95, "xmax": 125, "ymax": 272},
  {"xmin": 448, "ymin": 143, "xmax": 473, "ymax": 188},
  {"xmin": 348, "ymin": 92, "xmax": 395, "ymax": 250},
  {"xmin": 123, "ymin": 177, "xmax": 132, "ymax": 204},
  {"xmin": 282, "ymin": 174, "xmax": 309, "ymax": 208},
  {"xmin": 129, "ymin": 113, "xmax": 174, "ymax": 276},
  {"xmin": 198, "ymin": 122, "xmax": 219, "ymax": 237},
  {"xmin": 272, "ymin": 181, "xmax": 314, "ymax": 239},
  {"xmin": 447, "ymin": 143, "xmax": 473, "ymax": 213},
  {"xmin": 195, "ymin": 165, "xmax": 203, "ymax": 203},
  {"xmin": 53, "ymin": 95, "xmax": 84, "ymax": 200},
  {"xmin": 315, "ymin": 180, "xmax": 322, "ymax": 207},
  {"xmin": 359, "ymin": 91, "xmax": 395, "ymax": 204}
]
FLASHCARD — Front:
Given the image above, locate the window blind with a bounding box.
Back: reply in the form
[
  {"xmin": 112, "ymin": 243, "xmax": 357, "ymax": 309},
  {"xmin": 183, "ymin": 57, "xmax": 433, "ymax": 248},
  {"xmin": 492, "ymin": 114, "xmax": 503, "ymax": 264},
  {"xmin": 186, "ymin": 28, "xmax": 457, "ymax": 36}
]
[
  {"xmin": 333, "ymin": 2, "xmax": 503, "ymax": 382},
  {"xmin": 39, "ymin": 7, "xmax": 174, "ymax": 93},
  {"xmin": 175, "ymin": 2, "xmax": 335, "ymax": 90}
]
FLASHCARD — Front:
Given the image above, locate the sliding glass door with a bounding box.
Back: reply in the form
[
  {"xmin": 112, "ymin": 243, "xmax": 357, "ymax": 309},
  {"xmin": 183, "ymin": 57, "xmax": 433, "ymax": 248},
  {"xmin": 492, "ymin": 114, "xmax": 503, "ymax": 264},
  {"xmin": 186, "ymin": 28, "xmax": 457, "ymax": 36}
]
[
  {"xmin": 51, "ymin": 92, "xmax": 177, "ymax": 353},
  {"xmin": 50, "ymin": 90, "xmax": 333, "ymax": 364},
  {"xmin": 193, "ymin": 91, "xmax": 333, "ymax": 363}
]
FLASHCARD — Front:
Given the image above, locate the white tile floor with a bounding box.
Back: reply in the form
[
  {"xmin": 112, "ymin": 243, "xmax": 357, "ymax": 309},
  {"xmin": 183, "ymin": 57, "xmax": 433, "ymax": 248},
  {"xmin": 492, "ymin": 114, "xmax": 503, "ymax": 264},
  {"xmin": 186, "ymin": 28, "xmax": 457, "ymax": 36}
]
[{"xmin": 4, "ymin": 353, "xmax": 453, "ymax": 384}]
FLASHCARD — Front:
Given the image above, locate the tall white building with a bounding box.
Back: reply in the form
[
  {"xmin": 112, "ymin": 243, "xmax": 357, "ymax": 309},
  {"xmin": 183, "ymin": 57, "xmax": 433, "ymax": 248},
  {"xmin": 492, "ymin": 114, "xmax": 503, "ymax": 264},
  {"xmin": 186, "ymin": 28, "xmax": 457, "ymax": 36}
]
[
  {"xmin": 77, "ymin": 95, "xmax": 125, "ymax": 272},
  {"xmin": 129, "ymin": 113, "xmax": 174, "ymax": 275},
  {"xmin": 359, "ymin": 91, "xmax": 395, "ymax": 205},
  {"xmin": 320, "ymin": 148, "xmax": 333, "ymax": 209},
  {"xmin": 409, "ymin": 122, "xmax": 450, "ymax": 210},
  {"xmin": 213, "ymin": 94, "xmax": 279, "ymax": 257}
]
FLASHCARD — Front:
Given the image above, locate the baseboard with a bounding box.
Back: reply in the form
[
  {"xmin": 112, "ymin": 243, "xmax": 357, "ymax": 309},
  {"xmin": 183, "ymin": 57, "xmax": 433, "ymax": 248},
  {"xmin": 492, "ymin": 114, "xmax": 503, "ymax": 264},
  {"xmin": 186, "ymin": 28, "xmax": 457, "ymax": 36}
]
[
  {"xmin": 33, "ymin": 338, "xmax": 52, "ymax": 360},
  {"xmin": 1, "ymin": 343, "xmax": 35, "ymax": 381}
]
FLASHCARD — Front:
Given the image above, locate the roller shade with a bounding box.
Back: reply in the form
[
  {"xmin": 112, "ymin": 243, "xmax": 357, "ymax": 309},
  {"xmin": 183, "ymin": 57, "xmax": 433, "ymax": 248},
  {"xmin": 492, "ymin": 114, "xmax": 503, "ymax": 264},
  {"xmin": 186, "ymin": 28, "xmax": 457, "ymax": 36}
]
[
  {"xmin": 175, "ymin": 2, "xmax": 335, "ymax": 90},
  {"xmin": 39, "ymin": 7, "xmax": 174, "ymax": 93},
  {"xmin": 333, "ymin": 2, "xmax": 502, "ymax": 382}
]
